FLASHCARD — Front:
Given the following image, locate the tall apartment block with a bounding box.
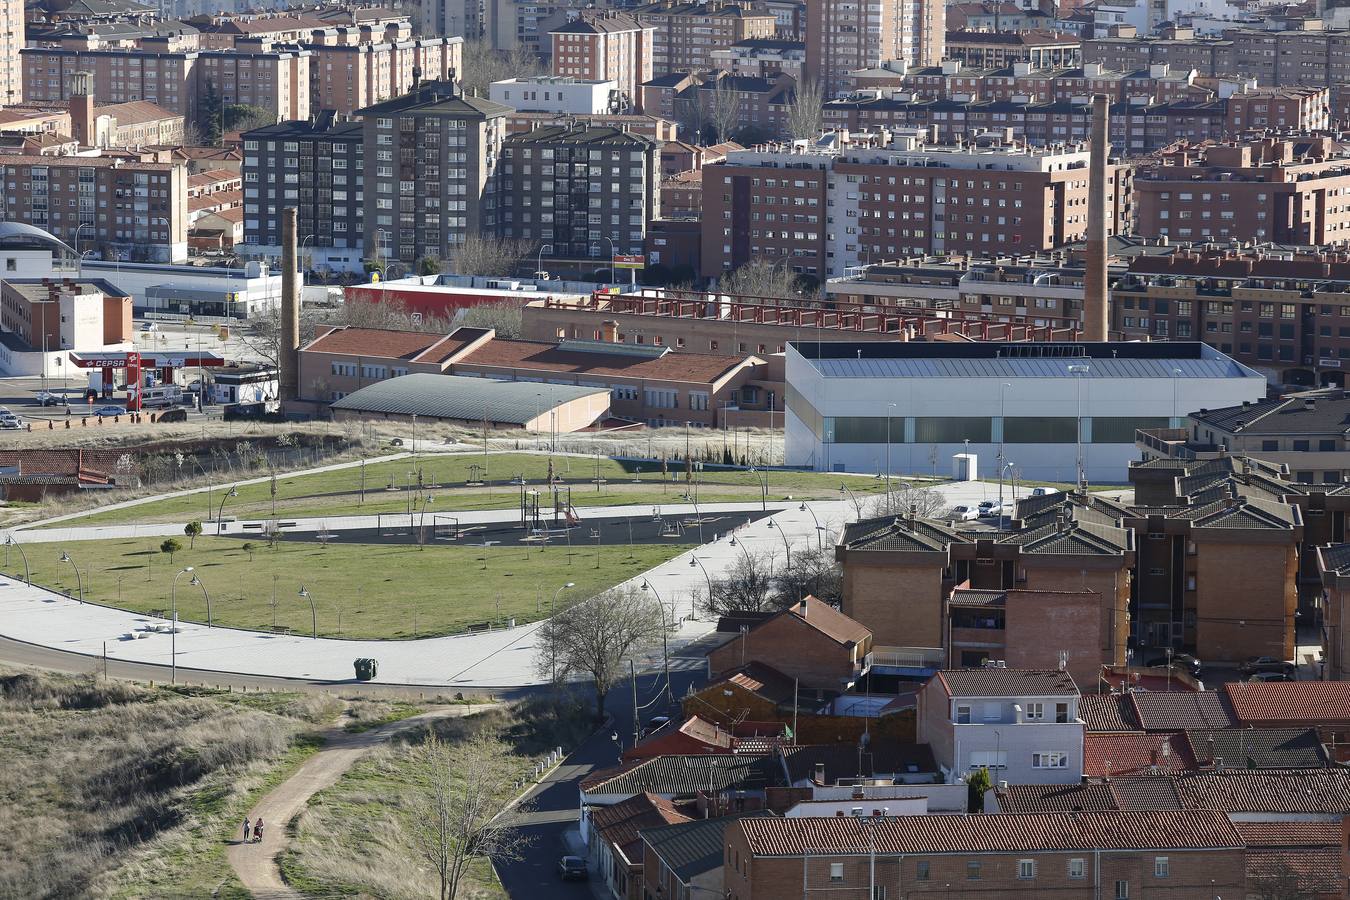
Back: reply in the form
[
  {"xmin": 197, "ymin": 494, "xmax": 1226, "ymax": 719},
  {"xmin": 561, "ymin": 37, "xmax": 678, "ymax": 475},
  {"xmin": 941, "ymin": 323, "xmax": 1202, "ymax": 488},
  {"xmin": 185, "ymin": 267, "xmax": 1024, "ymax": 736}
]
[
  {"xmin": 550, "ymin": 13, "xmax": 653, "ymax": 111},
  {"xmin": 499, "ymin": 125, "xmax": 658, "ymax": 265},
  {"xmin": 805, "ymin": 0, "xmax": 944, "ymax": 97},
  {"xmin": 358, "ymin": 81, "xmax": 509, "ymax": 270},
  {"xmin": 306, "ymin": 36, "xmax": 462, "ymax": 116},
  {"xmin": 0, "ymin": 156, "xmax": 188, "ymax": 262},
  {"xmin": 241, "ymin": 111, "xmax": 366, "ymax": 273},
  {"xmin": 628, "ymin": 1, "xmax": 777, "ymax": 75},
  {"xmin": 0, "ymin": 0, "xmax": 23, "ymax": 106}
]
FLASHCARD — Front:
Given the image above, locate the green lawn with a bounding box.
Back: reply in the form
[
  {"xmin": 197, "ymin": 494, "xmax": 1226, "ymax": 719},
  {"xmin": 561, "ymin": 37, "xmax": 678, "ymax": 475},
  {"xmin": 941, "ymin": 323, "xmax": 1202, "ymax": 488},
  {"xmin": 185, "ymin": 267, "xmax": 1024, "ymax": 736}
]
[
  {"xmin": 49, "ymin": 452, "xmax": 896, "ymax": 528},
  {"xmin": 23, "ymin": 535, "xmax": 694, "ymax": 639}
]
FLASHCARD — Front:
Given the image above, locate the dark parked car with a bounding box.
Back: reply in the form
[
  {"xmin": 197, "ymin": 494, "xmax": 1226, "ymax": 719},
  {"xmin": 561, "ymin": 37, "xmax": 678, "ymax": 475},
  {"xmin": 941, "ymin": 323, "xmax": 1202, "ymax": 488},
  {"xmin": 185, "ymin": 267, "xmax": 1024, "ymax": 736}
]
[
  {"xmin": 1247, "ymin": 671, "xmax": 1293, "ymax": 683},
  {"xmin": 558, "ymin": 856, "xmax": 588, "ymax": 881},
  {"xmin": 1143, "ymin": 653, "xmax": 1203, "ymax": 678},
  {"xmin": 1239, "ymin": 656, "xmax": 1296, "ymax": 676}
]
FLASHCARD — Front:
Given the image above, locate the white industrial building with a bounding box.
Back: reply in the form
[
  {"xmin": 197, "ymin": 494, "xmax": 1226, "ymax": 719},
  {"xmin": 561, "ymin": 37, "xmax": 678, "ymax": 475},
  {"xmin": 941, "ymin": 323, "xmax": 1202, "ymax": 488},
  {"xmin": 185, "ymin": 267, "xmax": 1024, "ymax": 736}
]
[
  {"xmin": 784, "ymin": 341, "xmax": 1268, "ymax": 483},
  {"xmin": 489, "ymin": 76, "xmax": 620, "ymax": 115}
]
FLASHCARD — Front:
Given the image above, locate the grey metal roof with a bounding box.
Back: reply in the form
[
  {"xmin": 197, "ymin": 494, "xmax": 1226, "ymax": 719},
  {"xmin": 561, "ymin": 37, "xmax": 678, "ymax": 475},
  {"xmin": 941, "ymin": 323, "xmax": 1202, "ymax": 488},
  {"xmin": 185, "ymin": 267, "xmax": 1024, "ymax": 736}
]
[
  {"xmin": 806, "ymin": 356, "xmax": 1258, "ymax": 379},
  {"xmin": 329, "ymin": 374, "xmax": 607, "ymax": 424}
]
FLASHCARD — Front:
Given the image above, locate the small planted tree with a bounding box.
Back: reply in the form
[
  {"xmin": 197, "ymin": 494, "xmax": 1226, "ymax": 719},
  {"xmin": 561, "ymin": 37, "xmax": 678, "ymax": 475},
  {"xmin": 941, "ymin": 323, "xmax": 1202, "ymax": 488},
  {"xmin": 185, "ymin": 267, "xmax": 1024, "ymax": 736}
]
[
  {"xmin": 160, "ymin": 538, "xmax": 183, "ymax": 565},
  {"xmin": 184, "ymin": 520, "xmax": 203, "ymax": 549},
  {"xmin": 967, "ymin": 766, "xmax": 993, "ymax": 813},
  {"xmin": 242, "ymin": 542, "xmax": 257, "ymax": 562}
]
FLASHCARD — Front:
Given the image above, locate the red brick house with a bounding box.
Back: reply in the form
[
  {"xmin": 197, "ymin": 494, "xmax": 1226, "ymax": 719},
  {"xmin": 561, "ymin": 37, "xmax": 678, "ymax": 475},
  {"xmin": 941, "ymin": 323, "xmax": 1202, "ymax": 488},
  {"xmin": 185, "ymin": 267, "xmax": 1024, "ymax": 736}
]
[{"xmin": 706, "ymin": 598, "xmax": 872, "ymax": 692}]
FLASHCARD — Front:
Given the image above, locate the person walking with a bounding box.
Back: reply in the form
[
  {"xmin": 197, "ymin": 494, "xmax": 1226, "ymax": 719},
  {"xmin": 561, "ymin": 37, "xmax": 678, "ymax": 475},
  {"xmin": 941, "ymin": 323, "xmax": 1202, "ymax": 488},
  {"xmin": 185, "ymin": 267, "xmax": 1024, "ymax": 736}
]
[
  {"xmin": 242, "ymin": 817, "xmax": 250, "ymax": 844},
  {"xmin": 253, "ymin": 818, "xmax": 264, "ymax": 844}
]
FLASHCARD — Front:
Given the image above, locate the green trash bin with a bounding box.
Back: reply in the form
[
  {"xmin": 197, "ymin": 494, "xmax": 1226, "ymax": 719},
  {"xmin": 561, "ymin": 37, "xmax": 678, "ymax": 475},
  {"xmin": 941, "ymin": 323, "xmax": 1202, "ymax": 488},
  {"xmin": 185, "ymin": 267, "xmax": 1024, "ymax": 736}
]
[{"xmin": 354, "ymin": 658, "xmax": 378, "ymax": 681}]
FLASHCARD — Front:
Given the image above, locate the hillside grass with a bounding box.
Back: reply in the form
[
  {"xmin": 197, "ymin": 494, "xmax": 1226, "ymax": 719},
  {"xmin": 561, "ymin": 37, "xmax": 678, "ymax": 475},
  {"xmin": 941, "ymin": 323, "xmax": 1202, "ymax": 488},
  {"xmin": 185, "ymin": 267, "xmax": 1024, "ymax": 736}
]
[{"xmin": 24, "ymin": 535, "xmax": 695, "ymax": 638}]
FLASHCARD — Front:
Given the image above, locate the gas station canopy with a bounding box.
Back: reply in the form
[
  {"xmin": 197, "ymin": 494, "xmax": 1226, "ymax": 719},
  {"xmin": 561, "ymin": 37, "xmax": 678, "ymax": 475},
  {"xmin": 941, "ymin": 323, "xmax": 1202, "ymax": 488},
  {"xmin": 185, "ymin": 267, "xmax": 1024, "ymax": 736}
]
[{"xmin": 67, "ymin": 351, "xmax": 228, "ymax": 369}]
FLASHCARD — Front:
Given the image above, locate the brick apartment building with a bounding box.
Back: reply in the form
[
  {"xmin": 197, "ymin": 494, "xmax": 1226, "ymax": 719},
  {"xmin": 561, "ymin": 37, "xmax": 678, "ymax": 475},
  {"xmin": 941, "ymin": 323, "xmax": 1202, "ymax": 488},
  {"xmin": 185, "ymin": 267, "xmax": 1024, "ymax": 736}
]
[
  {"xmin": 0, "ymin": 277, "xmax": 132, "ymax": 352},
  {"xmin": 706, "ymin": 599, "xmax": 873, "ymax": 691},
  {"xmin": 499, "ymin": 125, "xmax": 658, "ymax": 268},
  {"xmin": 0, "ymin": 0, "xmax": 23, "ymax": 107},
  {"xmin": 294, "ymin": 324, "xmax": 771, "ymax": 428},
  {"xmin": 241, "ymin": 111, "xmax": 365, "ymax": 273},
  {"xmin": 889, "ymin": 60, "xmax": 1218, "ymax": 106},
  {"xmin": 710, "ymin": 37, "xmax": 805, "ymax": 83},
  {"xmin": 1134, "ymin": 136, "xmax": 1350, "ymax": 247},
  {"xmin": 700, "ymin": 128, "xmax": 1130, "ymax": 281},
  {"xmin": 0, "ymin": 155, "xmax": 188, "ymax": 262},
  {"xmin": 357, "ymin": 82, "xmax": 509, "ymax": 271},
  {"xmin": 805, "ymin": 0, "xmax": 945, "ymax": 98},
  {"xmin": 944, "ymin": 29, "xmax": 1082, "ymax": 69},
  {"xmin": 722, "ymin": 810, "xmax": 1247, "ymax": 900},
  {"xmin": 305, "ymin": 36, "xmax": 462, "ymax": 117},
  {"xmin": 629, "ymin": 1, "xmax": 776, "ymax": 75},
  {"xmin": 822, "ymin": 88, "xmax": 1330, "ymax": 154},
  {"xmin": 550, "ymin": 13, "xmax": 654, "ymax": 111}
]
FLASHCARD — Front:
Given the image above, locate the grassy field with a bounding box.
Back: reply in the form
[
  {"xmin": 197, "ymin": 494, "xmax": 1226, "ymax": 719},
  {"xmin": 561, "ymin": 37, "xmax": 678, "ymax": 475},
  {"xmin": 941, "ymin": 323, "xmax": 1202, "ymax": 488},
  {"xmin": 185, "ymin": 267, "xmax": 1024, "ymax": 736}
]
[
  {"xmin": 281, "ymin": 694, "xmax": 593, "ymax": 900},
  {"xmin": 0, "ymin": 666, "xmax": 336, "ymax": 899},
  {"xmin": 48, "ymin": 452, "xmax": 896, "ymax": 528},
  {"xmin": 24, "ymin": 535, "xmax": 695, "ymax": 638}
]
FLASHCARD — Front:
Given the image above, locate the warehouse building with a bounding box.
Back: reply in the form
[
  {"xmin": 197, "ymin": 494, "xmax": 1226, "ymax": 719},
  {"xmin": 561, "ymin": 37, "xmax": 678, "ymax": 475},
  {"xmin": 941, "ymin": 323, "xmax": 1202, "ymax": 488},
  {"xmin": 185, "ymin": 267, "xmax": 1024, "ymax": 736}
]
[{"xmin": 785, "ymin": 341, "xmax": 1267, "ymax": 482}]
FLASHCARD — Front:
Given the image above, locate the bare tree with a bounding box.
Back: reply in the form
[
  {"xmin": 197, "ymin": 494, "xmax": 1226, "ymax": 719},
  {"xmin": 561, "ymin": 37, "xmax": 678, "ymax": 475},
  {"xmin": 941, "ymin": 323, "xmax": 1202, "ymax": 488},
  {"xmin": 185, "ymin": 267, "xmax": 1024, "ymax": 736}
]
[
  {"xmin": 408, "ymin": 730, "xmax": 531, "ymax": 900},
  {"xmin": 237, "ymin": 299, "xmax": 452, "ymax": 368},
  {"xmin": 449, "ymin": 235, "xmax": 533, "ymax": 277},
  {"xmin": 785, "ymin": 77, "xmax": 825, "ymax": 141},
  {"xmin": 452, "ymin": 303, "xmax": 524, "ymax": 338},
  {"xmin": 864, "ymin": 483, "xmax": 948, "ymax": 519},
  {"xmin": 710, "ymin": 78, "xmax": 742, "ymax": 145},
  {"xmin": 716, "ymin": 258, "xmax": 806, "ymax": 300},
  {"xmin": 458, "ymin": 40, "xmax": 543, "ymax": 97},
  {"xmin": 773, "ymin": 546, "xmax": 843, "ymax": 606},
  {"xmin": 1249, "ymin": 861, "xmax": 1308, "ymax": 900},
  {"xmin": 698, "ymin": 550, "xmax": 782, "ymax": 618},
  {"xmin": 535, "ymin": 586, "xmax": 665, "ymax": 720}
]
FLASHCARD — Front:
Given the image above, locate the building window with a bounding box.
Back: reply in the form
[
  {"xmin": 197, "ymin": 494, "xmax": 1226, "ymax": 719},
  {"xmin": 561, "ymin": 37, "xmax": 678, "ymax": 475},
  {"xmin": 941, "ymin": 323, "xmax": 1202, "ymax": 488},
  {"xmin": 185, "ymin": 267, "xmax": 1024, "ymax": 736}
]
[
  {"xmin": 966, "ymin": 861, "xmax": 981, "ymax": 881},
  {"xmin": 1032, "ymin": 752, "xmax": 1067, "ymax": 769},
  {"xmin": 829, "ymin": 863, "xmax": 844, "ymax": 883},
  {"xmin": 916, "ymin": 861, "xmax": 929, "ymax": 881},
  {"xmin": 1024, "ymin": 702, "xmax": 1044, "ymax": 721},
  {"xmin": 1115, "ymin": 880, "xmax": 1129, "ymax": 899},
  {"xmin": 1154, "ymin": 858, "xmax": 1168, "ymax": 878},
  {"xmin": 956, "ymin": 705, "xmax": 971, "ymax": 724},
  {"xmin": 1069, "ymin": 858, "xmax": 1085, "ymax": 879},
  {"xmin": 1018, "ymin": 860, "xmax": 1036, "ymax": 879}
]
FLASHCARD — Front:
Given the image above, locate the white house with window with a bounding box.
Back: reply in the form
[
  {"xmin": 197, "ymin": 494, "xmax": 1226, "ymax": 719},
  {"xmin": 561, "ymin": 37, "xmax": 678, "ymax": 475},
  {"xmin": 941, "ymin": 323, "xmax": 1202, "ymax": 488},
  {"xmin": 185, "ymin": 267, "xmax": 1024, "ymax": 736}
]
[{"xmin": 916, "ymin": 666, "xmax": 1084, "ymax": 785}]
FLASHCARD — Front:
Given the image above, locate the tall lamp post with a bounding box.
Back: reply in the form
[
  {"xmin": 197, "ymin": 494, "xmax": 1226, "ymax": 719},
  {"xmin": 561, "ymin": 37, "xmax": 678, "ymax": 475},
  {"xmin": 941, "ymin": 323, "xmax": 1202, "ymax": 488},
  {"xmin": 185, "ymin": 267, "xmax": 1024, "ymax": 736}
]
[
  {"xmin": 997, "ymin": 382, "xmax": 1011, "ymax": 522},
  {"xmin": 748, "ymin": 466, "xmax": 768, "ymax": 511},
  {"xmin": 6, "ymin": 536, "xmax": 30, "ymax": 584},
  {"xmin": 689, "ymin": 555, "xmax": 713, "ymax": 599},
  {"xmin": 550, "ymin": 581, "xmax": 575, "ymax": 682},
  {"xmin": 192, "ymin": 573, "xmax": 212, "ymax": 627},
  {"xmin": 640, "ymin": 579, "xmax": 673, "ymax": 707},
  {"xmin": 1067, "ymin": 363, "xmax": 1091, "ymax": 489},
  {"xmin": 170, "ymin": 566, "xmax": 195, "ymax": 684},
  {"xmin": 298, "ymin": 586, "xmax": 317, "ymax": 639},
  {"xmin": 766, "ymin": 516, "xmax": 791, "ymax": 569},
  {"xmin": 216, "ymin": 484, "xmax": 238, "ymax": 534},
  {"xmin": 798, "ymin": 501, "xmax": 823, "ymax": 551},
  {"xmin": 58, "ymin": 551, "xmax": 83, "ymax": 603},
  {"xmin": 885, "ymin": 401, "xmax": 896, "ymax": 514}
]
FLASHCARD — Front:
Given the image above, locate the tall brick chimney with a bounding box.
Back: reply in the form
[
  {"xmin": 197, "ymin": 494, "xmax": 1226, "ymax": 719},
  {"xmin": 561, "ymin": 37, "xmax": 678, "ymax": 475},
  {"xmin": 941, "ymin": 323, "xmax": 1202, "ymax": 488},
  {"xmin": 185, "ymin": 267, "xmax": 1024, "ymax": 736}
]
[
  {"xmin": 1082, "ymin": 94, "xmax": 1110, "ymax": 342},
  {"xmin": 69, "ymin": 72, "xmax": 96, "ymax": 148},
  {"xmin": 279, "ymin": 208, "xmax": 300, "ymax": 404}
]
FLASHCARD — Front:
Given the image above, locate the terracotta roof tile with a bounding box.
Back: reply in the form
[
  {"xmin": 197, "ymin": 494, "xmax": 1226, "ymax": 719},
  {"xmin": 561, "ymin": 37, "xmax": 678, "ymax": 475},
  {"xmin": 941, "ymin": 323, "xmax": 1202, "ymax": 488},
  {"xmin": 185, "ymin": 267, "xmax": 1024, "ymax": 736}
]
[
  {"xmin": 995, "ymin": 783, "xmax": 1119, "ymax": 813},
  {"xmin": 580, "ymin": 754, "xmax": 784, "ymax": 795},
  {"xmin": 1084, "ymin": 732, "xmax": 1195, "ymax": 777},
  {"xmin": 1223, "ymin": 681, "xmax": 1350, "ymax": 725},
  {"xmin": 1079, "ymin": 694, "xmax": 1140, "ymax": 731},
  {"xmin": 301, "ymin": 326, "xmax": 445, "ymax": 360},
  {"xmin": 1129, "ymin": 691, "xmax": 1236, "ymax": 731},
  {"xmin": 780, "ymin": 598, "xmax": 869, "ymax": 647},
  {"xmin": 458, "ymin": 337, "xmax": 759, "ymax": 384},
  {"xmin": 591, "ymin": 792, "xmax": 693, "ymax": 861},
  {"xmin": 1181, "ymin": 727, "xmax": 1329, "ymax": 769},
  {"xmin": 1233, "ymin": 821, "xmax": 1342, "ymax": 847},
  {"xmin": 1247, "ymin": 849, "xmax": 1344, "ymax": 895},
  {"xmin": 734, "ymin": 810, "xmax": 1243, "ymax": 856}
]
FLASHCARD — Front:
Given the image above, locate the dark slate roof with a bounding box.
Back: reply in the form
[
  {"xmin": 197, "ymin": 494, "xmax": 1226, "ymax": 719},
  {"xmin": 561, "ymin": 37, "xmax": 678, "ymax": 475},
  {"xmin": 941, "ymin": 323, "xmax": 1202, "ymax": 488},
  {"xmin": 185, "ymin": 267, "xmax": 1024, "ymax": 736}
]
[
  {"xmin": 1108, "ymin": 776, "xmax": 1184, "ymax": 810},
  {"xmin": 244, "ymin": 110, "xmax": 367, "ymax": 142},
  {"xmin": 949, "ymin": 588, "xmax": 1006, "ymax": 607},
  {"xmin": 840, "ymin": 515, "xmax": 967, "ymax": 552},
  {"xmin": 1320, "ymin": 542, "xmax": 1350, "ymax": 575},
  {"xmin": 1182, "ymin": 728, "xmax": 1329, "ymax": 770},
  {"xmin": 1173, "ymin": 769, "xmax": 1350, "ymax": 814},
  {"xmin": 553, "ymin": 12, "xmax": 645, "ymax": 33},
  {"xmin": 996, "ymin": 783, "xmax": 1119, "ymax": 812},
  {"xmin": 1193, "ymin": 391, "xmax": 1350, "ymax": 436},
  {"xmin": 330, "ymin": 373, "xmax": 607, "ymax": 425},
  {"xmin": 998, "ymin": 518, "xmax": 1132, "ymax": 556},
  {"xmin": 936, "ymin": 668, "xmax": 1078, "ymax": 698},
  {"xmin": 358, "ymin": 82, "xmax": 510, "ymax": 119},
  {"xmin": 1129, "ymin": 692, "xmax": 1237, "ymax": 731},
  {"xmin": 640, "ymin": 812, "xmax": 774, "ymax": 882},
  {"xmin": 580, "ymin": 754, "xmax": 785, "ymax": 795},
  {"xmin": 504, "ymin": 125, "xmax": 654, "ymax": 148},
  {"xmin": 730, "ymin": 38, "xmax": 804, "ymax": 51},
  {"xmin": 781, "ymin": 743, "xmax": 937, "ymax": 783}
]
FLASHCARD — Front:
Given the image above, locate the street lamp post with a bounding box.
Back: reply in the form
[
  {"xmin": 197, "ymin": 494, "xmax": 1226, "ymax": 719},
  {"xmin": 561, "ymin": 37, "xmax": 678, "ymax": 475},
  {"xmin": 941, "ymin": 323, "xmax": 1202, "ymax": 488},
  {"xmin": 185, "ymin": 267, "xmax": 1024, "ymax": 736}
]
[
  {"xmin": 298, "ymin": 586, "xmax": 317, "ymax": 639},
  {"xmin": 170, "ymin": 566, "xmax": 195, "ymax": 684},
  {"xmin": 58, "ymin": 551, "xmax": 83, "ymax": 603},
  {"xmin": 74, "ymin": 222, "xmax": 93, "ymax": 277},
  {"xmin": 6, "ymin": 536, "xmax": 29, "ymax": 584},
  {"xmin": 766, "ymin": 516, "xmax": 791, "ymax": 569},
  {"xmin": 216, "ymin": 484, "xmax": 238, "ymax": 534},
  {"xmin": 191, "ymin": 574, "xmax": 212, "ymax": 627},
  {"xmin": 1067, "ymin": 363, "xmax": 1091, "ymax": 489},
  {"xmin": 550, "ymin": 582, "xmax": 575, "ymax": 682},
  {"xmin": 798, "ymin": 501, "xmax": 823, "ymax": 551},
  {"xmin": 641, "ymin": 579, "xmax": 673, "ymax": 707},
  {"xmin": 689, "ymin": 555, "xmax": 713, "ymax": 599},
  {"xmin": 885, "ymin": 402, "xmax": 896, "ymax": 514},
  {"xmin": 997, "ymin": 382, "xmax": 1011, "ymax": 523},
  {"xmin": 748, "ymin": 466, "xmax": 768, "ymax": 511}
]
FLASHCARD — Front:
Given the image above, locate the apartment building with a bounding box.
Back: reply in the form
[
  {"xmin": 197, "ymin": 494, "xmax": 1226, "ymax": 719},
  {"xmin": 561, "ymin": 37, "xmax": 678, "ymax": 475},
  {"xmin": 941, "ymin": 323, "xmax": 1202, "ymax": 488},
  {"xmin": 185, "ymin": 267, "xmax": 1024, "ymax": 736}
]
[
  {"xmin": 550, "ymin": 13, "xmax": 654, "ymax": 111},
  {"xmin": 700, "ymin": 129, "xmax": 1130, "ymax": 280},
  {"xmin": 499, "ymin": 125, "xmax": 658, "ymax": 267},
  {"xmin": 706, "ymin": 598, "xmax": 873, "ymax": 691},
  {"xmin": 805, "ymin": 0, "xmax": 944, "ymax": 98},
  {"xmin": 944, "ymin": 29, "xmax": 1082, "ymax": 69},
  {"xmin": 893, "ymin": 60, "xmax": 1218, "ymax": 105},
  {"xmin": 675, "ymin": 73, "xmax": 795, "ymax": 140},
  {"xmin": 240, "ymin": 111, "xmax": 365, "ymax": 274},
  {"xmin": 358, "ymin": 81, "xmax": 508, "ymax": 270},
  {"xmin": 822, "ymin": 89, "xmax": 1329, "ymax": 154},
  {"xmin": 629, "ymin": 1, "xmax": 776, "ymax": 74},
  {"xmin": 724, "ymin": 810, "xmax": 1247, "ymax": 900},
  {"xmin": 489, "ymin": 76, "xmax": 621, "ymax": 115},
  {"xmin": 0, "ymin": 0, "xmax": 23, "ymax": 106},
  {"xmin": 0, "ymin": 156, "xmax": 188, "ymax": 262},
  {"xmin": 306, "ymin": 36, "xmax": 462, "ymax": 117},
  {"xmin": 1134, "ymin": 137, "xmax": 1350, "ymax": 247},
  {"xmin": 709, "ymin": 37, "xmax": 805, "ymax": 82}
]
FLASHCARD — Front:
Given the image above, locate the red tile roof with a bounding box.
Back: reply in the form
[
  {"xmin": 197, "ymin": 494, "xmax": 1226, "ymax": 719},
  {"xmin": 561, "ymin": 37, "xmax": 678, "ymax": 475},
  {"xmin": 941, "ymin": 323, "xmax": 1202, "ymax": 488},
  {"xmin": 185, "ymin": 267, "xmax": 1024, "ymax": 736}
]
[
  {"xmin": 780, "ymin": 598, "xmax": 870, "ymax": 647},
  {"xmin": 1079, "ymin": 694, "xmax": 1140, "ymax": 731},
  {"xmin": 1247, "ymin": 849, "xmax": 1344, "ymax": 895},
  {"xmin": 1223, "ymin": 681, "xmax": 1350, "ymax": 725},
  {"xmin": 1129, "ymin": 691, "xmax": 1236, "ymax": 731},
  {"xmin": 1173, "ymin": 769, "xmax": 1350, "ymax": 813},
  {"xmin": 1083, "ymin": 732, "xmax": 1195, "ymax": 777},
  {"xmin": 1232, "ymin": 821, "xmax": 1342, "ymax": 847},
  {"xmin": 301, "ymin": 326, "xmax": 444, "ymax": 360},
  {"xmin": 734, "ymin": 810, "xmax": 1243, "ymax": 856},
  {"xmin": 994, "ymin": 783, "xmax": 1119, "ymax": 813},
  {"xmin": 591, "ymin": 791, "xmax": 693, "ymax": 861},
  {"xmin": 457, "ymin": 337, "xmax": 760, "ymax": 384}
]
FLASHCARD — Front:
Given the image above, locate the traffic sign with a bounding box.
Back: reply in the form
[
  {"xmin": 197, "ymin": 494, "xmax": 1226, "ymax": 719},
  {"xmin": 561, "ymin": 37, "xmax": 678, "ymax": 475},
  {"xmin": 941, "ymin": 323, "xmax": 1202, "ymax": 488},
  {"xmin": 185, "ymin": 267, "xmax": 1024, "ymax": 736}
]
[{"xmin": 613, "ymin": 255, "xmax": 645, "ymax": 270}]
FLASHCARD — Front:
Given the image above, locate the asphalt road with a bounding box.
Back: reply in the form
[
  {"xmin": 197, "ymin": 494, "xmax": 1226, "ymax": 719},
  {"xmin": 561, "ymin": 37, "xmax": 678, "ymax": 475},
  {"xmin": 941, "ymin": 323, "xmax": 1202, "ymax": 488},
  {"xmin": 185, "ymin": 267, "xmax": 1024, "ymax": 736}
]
[{"xmin": 497, "ymin": 667, "xmax": 706, "ymax": 900}]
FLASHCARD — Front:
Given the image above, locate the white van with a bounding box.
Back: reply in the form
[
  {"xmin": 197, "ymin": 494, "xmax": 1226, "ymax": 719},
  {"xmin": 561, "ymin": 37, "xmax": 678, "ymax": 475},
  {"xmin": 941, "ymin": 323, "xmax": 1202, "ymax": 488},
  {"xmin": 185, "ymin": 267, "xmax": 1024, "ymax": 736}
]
[{"xmin": 137, "ymin": 385, "xmax": 184, "ymax": 409}]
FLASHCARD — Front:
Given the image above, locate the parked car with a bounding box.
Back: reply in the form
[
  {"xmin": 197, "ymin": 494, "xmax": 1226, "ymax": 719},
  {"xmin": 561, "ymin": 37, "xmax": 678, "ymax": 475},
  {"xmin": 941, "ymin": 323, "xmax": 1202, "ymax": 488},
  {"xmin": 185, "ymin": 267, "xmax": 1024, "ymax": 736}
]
[
  {"xmin": 33, "ymin": 391, "xmax": 64, "ymax": 406},
  {"xmin": 951, "ymin": 505, "xmax": 980, "ymax": 521},
  {"xmin": 0, "ymin": 415, "xmax": 21, "ymax": 429},
  {"xmin": 156, "ymin": 407, "xmax": 188, "ymax": 423},
  {"xmin": 1247, "ymin": 671, "xmax": 1294, "ymax": 683},
  {"xmin": 140, "ymin": 321, "xmax": 159, "ymax": 332},
  {"xmin": 977, "ymin": 500, "xmax": 998, "ymax": 516},
  {"xmin": 1031, "ymin": 487, "xmax": 1051, "ymax": 497},
  {"xmin": 1143, "ymin": 653, "xmax": 1203, "ymax": 678},
  {"xmin": 558, "ymin": 856, "xmax": 588, "ymax": 881},
  {"xmin": 93, "ymin": 405, "xmax": 127, "ymax": 418},
  {"xmin": 1238, "ymin": 656, "xmax": 1296, "ymax": 676}
]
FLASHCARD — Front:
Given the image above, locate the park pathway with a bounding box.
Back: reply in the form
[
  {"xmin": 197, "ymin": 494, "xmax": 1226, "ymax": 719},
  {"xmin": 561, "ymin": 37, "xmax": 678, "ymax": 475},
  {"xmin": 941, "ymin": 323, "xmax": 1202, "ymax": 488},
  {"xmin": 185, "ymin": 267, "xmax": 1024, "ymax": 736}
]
[{"xmin": 227, "ymin": 705, "xmax": 485, "ymax": 899}]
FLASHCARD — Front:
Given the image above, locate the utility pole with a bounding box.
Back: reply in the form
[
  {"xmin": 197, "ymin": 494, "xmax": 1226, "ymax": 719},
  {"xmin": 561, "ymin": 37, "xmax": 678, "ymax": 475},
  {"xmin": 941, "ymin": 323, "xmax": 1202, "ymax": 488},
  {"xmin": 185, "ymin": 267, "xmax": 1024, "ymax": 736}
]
[{"xmin": 630, "ymin": 658, "xmax": 640, "ymax": 749}]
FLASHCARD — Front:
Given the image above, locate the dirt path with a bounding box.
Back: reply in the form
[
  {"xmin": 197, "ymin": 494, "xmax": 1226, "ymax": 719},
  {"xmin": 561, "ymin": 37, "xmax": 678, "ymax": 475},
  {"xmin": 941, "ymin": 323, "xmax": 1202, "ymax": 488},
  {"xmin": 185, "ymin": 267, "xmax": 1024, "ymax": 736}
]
[{"xmin": 226, "ymin": 705, "xmax": 483, "ymax": 899}]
